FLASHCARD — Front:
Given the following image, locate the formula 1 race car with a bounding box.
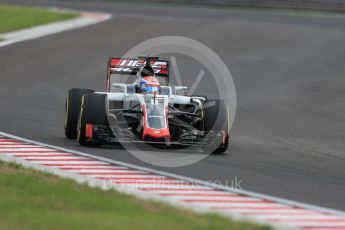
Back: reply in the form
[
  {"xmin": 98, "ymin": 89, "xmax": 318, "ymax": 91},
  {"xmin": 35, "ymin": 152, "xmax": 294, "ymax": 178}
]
[{"xmin": 64, "ymin": 56, "xmax": 229, "ymax": 153}]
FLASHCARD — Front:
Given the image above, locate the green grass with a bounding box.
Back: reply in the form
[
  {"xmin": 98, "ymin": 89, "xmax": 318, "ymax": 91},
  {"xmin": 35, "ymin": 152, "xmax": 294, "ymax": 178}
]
[
  {"xmin": 0, "ymin": 161, "xmax": 271, "ymax": 230},
  {"xmin": 0, "ymin": 4, "xmax": 78, "ymax": 34}
]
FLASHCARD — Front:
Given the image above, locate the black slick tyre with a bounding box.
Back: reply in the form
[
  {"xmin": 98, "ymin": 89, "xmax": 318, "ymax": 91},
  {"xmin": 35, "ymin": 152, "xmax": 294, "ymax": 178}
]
[
  {"xmin": 203, "ymin": 99, "xmax": 229, "ymax": 154},
  {"xmin": 77, "ymin": 93, "xmax": 107, "ymax": 147},
  {"xmin": 64, "ymin": 88, "xmax": 94, "ymax": 139}
]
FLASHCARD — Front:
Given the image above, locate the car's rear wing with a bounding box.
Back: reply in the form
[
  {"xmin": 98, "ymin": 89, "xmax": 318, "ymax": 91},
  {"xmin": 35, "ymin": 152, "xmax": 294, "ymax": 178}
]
[
  {"xmin": 107, "ymin": 56, "xmax": 169, "ymax": 76},
  {"xmin": 106, "ymin": 56, "xmax": 170, "ymax": 91}
]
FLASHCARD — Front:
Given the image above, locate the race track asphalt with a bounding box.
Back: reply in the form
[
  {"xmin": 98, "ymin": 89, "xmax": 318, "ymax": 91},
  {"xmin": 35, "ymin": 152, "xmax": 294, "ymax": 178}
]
[{"xmin": 1, "ymin": 0, "xmax": 345, "ymax": 210}]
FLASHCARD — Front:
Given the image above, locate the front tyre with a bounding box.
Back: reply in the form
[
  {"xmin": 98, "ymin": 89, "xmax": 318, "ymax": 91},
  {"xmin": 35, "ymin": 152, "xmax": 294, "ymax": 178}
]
[
  {"xmin": 203, "ymin": 99, "xmax": 229, "ymax": 154},
  {"xmin": 64, "ymin": 88, "xmax": 94, "ymax": 139},
  {"xmin": 77, "ymin": 93, "xmax": 107, "ymax": 147}
]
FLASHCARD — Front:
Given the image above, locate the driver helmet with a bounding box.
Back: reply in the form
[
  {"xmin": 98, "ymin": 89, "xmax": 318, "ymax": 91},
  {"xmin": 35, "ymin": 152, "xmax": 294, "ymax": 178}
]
[{"xmin": 139, "ymin": 76, "xmax": 161, "ymax": 94}]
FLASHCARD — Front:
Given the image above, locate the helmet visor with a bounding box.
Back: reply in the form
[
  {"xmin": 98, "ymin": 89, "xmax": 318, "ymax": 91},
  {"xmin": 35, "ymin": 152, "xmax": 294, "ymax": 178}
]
[{"xmin": 142, "ymin": 85, "xmax": 160, "ymax": 94}]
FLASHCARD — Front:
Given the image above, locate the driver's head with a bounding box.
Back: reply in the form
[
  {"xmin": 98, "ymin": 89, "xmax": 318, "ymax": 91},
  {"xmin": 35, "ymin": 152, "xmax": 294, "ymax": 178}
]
[
  {"xmin": 140, "ymin": 76, "xmax": 161, "ymax": 94},
  {"xmin": 140, "ymin": 65, "xmax": 155, "ymax": 78}
]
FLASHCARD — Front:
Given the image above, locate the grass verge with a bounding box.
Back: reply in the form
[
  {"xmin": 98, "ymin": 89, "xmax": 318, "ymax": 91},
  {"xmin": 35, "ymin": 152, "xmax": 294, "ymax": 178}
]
[
  {"xmin": 0, "ymin": 161, "xmax": 271, "ymax": 230},
  {"xmin": 0, "ymin": 4, "xmax": 78, "ymax": 34}
]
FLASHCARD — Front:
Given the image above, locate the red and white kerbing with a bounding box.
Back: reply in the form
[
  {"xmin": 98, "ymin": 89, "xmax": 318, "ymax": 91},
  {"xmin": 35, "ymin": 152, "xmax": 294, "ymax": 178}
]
[{"xmin": 0, "ymin": 132, "xmax": 345, "ymax": 230}]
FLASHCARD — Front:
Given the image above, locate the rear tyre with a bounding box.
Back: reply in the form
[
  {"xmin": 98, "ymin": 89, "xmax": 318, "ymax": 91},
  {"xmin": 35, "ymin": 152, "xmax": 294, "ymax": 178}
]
[
  {"xmin": 77, "ymin": 93, "xmax": 107, "ymax": 147},
  {"xmin": 203, "ymin": 99, "xmax": 229, "ymax": 154},
  {"xmin": 64, "ymin": 88, "xmax": 94, "ymax": 139}
]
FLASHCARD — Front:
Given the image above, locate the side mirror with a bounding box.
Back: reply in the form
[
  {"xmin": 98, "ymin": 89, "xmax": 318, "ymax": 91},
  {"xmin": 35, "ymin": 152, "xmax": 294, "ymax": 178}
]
[{"xmin": 175, "ymin": 86, "xmax": 188, "ymax": 96}]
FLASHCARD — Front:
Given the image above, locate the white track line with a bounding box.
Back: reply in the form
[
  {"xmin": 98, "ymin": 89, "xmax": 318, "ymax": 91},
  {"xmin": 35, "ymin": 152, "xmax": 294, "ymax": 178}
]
[
  {"xmin": 0, "ymin": 131, "xmax": 345, "ymax": 230},
  {"xmin": 0, "ymin": 9, "xmax": 111, "ymax": 48}
]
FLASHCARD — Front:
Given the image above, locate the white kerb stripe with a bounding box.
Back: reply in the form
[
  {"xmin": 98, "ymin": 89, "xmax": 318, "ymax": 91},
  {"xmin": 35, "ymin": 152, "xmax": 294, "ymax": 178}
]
[
  {"xmin": 20, "ymin": 156, "xmax": 92, "ymax": 160},
  {"xmin": 33, "ymin": 161, "xmax": 109, "ymax": 165},
  {"xmin": 190, "ymin": 203, "xmax": 287, "ymax": 208},
  {"xmin": 0, "ymin": 145, "xmax": 41, "ymax": 148},
  {"xmin": 163, "ymin": 195, "xmax": 261, "ymax": 202},
  {"xmin": 55, "ymin": 166, "xmax": 127, "ymax": 169},
  {"xmin": 256, "ymin": 215, "xmax": 342, "ymax": 220},
  {"xmin": 0, "ymin": 148, "xmax": 56, "ymax": 152},
  {"xmin": 7, "ymin": 152, "xmax": 72, "ymax": 156},
  {"xmin": 63, "ymin": 169, "xmax": 131, "ymax": 173},
  {"xmin": 280, "ymin": 222, "xmax": 345, "ymax": 227}
]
